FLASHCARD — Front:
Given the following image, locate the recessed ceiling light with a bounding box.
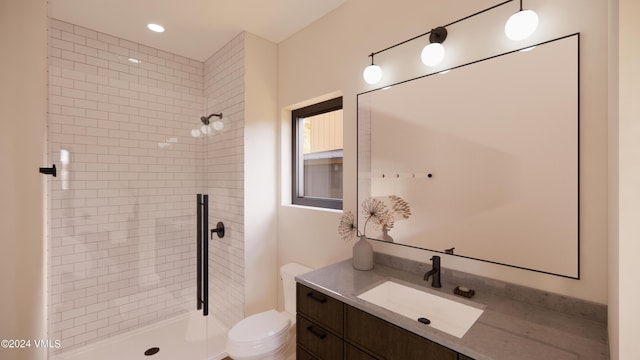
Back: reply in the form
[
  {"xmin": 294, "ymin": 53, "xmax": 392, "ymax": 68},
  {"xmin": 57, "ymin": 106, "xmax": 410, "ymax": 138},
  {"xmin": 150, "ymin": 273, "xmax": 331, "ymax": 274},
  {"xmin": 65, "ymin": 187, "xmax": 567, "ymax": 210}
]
[
  {"xmin": 147, "ymin": 23, "xmax": 165, "ymax": 33},
  {"xmin": 128, "ymin": 58, "xmax": 141, "ymax": 64}
]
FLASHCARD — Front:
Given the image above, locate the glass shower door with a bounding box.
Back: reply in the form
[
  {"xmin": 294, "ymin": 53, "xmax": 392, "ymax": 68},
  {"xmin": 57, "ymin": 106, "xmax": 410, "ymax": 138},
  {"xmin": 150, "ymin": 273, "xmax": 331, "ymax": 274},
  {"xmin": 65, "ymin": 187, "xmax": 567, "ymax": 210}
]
[
  {"xmin": 45, "ymin": 19, "xmax": 242, "ymax": 358},
  {"xmin": 46, "ymin": 59, "xmax": 209, "ymax": 359},
  {"xmin": 195, "ymin": 108, "xmax": 229, "ymax": 360}
]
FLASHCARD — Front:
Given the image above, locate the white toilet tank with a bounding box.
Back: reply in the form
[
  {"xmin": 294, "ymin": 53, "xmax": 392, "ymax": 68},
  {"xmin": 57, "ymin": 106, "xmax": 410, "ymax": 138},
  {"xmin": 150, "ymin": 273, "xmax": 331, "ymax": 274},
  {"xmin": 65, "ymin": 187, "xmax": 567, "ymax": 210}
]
[{"xmin": 280, "ymin": 263, "xmax": 313, "ymax": 316}]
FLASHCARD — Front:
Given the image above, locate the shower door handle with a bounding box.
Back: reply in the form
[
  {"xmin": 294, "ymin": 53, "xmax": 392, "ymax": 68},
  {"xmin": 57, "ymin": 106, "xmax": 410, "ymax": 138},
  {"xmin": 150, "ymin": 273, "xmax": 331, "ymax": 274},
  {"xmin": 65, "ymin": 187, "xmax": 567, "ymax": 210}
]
[
  {"xmin": 197, "ymin": 195, "xmax": 201, "ymax": 312},
  {"xmin": 196, "ymin": 194, "xmax": 209, "ymax": 316},
  {"xmin": 203, "ymin": 194, "xmax": 208, "ymax": 316}
]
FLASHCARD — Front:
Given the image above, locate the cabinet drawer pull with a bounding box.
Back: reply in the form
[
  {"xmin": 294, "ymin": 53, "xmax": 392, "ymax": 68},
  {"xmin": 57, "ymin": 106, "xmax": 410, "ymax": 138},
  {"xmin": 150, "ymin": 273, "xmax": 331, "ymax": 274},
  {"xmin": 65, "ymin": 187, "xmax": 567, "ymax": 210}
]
[
  {"xmin": 306, "ymin": 292, "xmax": 327, "ymax": 304},
  {"xmin": 306, "ymin": 325, "xmax": 327, "ymax": 339}
]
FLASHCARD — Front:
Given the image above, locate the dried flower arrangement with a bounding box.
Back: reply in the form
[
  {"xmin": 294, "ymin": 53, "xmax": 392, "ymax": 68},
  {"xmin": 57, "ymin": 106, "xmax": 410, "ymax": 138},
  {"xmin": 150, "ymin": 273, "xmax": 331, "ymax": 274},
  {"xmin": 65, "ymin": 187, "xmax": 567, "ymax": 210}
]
[{"xmin": 338, "ymin": 196, "xmax": 411, "ymax": 242}]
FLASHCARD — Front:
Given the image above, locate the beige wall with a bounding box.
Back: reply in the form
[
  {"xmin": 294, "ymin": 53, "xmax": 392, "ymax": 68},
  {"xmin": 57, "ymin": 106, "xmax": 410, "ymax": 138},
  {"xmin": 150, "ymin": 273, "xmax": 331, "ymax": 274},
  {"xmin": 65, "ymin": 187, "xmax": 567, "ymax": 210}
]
[
  {"xmin": 607, "ymin": 0, "xmax": 619, "ymax": 357},
  {"xmin": 0, "ymin": 1, "xmax": 48, "ymax": 359},
  {"xmin": 278, "ymin": 0, "xmax": 609, "ymax": 304},
  {"xmin": 244, "ymin": 33, "xmax": 279, "ymax": 316},
  {"xmin": 609, "ymin": 0, "xmax": 640, "ymax": 358}
]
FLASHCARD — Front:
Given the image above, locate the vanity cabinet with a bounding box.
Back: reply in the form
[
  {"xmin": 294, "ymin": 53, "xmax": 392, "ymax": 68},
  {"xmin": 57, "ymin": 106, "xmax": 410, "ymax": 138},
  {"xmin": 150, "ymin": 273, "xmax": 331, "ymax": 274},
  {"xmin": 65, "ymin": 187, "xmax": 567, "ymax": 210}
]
[
  {"xmin": 296, "ymin": 283, "xmax": 344, "ymax": 359},
  {"xmin": 345, "ymin": 305, "xmax": 457, "ymax": 360},
  {"xmin": 296, "ymin": 283, "xmax": 474, "ymax": 360}
]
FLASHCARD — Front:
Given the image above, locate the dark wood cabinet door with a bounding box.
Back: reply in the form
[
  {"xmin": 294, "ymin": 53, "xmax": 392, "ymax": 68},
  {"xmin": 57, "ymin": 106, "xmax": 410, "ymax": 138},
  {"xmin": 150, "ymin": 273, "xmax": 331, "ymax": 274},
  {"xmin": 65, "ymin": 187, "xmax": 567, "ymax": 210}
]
[
  {"xmin": 297, "ymin": 345, "xmax": 319, "ymax": 360},
  {"xmin": 297, "ymin": 315, "xmax": 344, "ymax": 360},
  {"xmin": 345, "ymin": 343, "xmax": 378, "ymax": 360},
  {"xmin": 297, "ymin": 283, "xmax": 344, "ymax": 335},
  {"xmin": 345, "ymin": 305, "xmax": 457, "ymax": 360},
  {"xmin": 458, "ymin": 354, "xmax": 475, "ymax": 360}
]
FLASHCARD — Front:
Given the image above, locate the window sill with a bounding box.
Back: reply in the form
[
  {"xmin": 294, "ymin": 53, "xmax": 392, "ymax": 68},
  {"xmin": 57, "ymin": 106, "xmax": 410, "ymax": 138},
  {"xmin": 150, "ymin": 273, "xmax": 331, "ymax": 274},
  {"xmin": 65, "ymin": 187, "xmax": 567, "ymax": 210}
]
[{"xmin": 281, "ymin": 203, "xmax": 343, "ymax": 214}]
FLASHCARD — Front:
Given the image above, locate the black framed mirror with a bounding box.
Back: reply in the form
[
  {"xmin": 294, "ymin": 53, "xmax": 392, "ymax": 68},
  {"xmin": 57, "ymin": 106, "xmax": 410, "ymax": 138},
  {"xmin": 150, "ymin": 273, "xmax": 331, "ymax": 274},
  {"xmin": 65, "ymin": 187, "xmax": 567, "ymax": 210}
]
[{"xmin": 357, "ymin": 33, "xmax": 580, "ymax": 278}]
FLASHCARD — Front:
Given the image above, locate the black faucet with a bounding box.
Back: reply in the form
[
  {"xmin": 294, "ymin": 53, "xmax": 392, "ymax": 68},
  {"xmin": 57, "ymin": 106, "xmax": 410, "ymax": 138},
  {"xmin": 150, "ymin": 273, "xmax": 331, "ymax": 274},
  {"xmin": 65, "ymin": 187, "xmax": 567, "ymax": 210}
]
[{"xmin": 423, "ymin": 256, "xmax": 442, "ymax": 288}]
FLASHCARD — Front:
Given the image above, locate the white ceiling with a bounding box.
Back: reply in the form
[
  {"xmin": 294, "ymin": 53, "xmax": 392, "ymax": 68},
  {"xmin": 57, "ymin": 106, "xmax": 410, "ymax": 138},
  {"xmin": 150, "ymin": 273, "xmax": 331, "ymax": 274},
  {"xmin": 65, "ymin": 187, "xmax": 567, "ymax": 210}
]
[{"xmin": 49, "ymin": 0, "xmax": 348, "ymax": 61}]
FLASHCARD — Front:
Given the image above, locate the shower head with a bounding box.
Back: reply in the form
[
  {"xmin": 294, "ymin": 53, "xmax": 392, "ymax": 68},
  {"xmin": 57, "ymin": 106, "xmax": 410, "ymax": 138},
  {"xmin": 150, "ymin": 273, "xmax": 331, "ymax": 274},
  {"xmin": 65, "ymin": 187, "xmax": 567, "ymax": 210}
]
[{"xmin": 200, "ymin": 113, "xmax": 223, "ymax": 125}]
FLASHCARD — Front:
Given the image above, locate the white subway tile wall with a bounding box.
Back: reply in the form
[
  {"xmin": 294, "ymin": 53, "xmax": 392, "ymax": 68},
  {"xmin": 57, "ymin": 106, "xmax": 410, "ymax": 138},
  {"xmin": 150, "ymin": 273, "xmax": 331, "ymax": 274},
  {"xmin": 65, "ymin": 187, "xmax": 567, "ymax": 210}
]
[
  {"xmin": 47, "ymin": 19, "xmax": 245, "ymax": 352},
  {"xmin": 203, "ymin": 32, "xmax": 246, "ymax": 329}
]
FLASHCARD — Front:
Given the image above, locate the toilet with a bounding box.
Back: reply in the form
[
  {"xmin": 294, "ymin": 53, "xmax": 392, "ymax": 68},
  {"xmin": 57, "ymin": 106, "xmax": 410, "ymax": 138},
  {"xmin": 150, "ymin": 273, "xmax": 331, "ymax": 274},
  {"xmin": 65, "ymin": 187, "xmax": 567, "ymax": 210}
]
[{"xmin": 226, "ymin": 263, "xmax": 313, "ymax": 360}]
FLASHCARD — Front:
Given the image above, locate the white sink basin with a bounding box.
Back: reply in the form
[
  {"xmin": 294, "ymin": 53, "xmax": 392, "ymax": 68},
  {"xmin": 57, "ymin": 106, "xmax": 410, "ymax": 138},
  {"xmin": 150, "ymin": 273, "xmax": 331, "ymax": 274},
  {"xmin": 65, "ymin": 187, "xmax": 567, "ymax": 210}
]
[{"xmin": 357, "ymin": 280, "xmax": 484, "ymax": 338}]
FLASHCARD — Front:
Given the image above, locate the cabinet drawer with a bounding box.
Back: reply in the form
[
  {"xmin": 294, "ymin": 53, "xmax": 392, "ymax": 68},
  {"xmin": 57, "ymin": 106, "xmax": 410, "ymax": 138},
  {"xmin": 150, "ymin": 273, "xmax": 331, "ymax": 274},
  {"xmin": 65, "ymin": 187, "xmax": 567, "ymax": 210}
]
[
  {"xmin": 345, "ymin": 343, "xmax": 377, "ymax": 360},
  {"xmin": 297, "ymin": 283, "xmax": 344, "ymax": 335},
  {"xmin": 345, "ymin": 305, "xmax": 457, "ymax": 360},
  {"xmin": 297, "ymin": 315, "xmax": 344, "ymax": 360},
  {"xmin": 297, "ymin": 345, "xmax": 319, "ymax": 360}
]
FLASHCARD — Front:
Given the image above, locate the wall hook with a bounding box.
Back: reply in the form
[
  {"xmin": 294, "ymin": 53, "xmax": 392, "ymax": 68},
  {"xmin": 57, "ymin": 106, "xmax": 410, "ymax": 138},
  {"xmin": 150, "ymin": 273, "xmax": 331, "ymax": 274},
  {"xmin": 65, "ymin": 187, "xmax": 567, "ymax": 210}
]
[{"xmin": 39, "ymin": 164, "xmax": 57, "ymax": 177}]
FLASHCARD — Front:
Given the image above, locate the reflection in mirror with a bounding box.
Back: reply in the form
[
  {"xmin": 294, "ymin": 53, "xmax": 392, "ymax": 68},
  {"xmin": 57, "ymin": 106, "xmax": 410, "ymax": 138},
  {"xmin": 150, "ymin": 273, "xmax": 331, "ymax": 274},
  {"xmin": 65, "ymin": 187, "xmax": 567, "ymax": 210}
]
[{"xmin": 358, "ymin": 34, "xmax": 579, "ymax": 278}]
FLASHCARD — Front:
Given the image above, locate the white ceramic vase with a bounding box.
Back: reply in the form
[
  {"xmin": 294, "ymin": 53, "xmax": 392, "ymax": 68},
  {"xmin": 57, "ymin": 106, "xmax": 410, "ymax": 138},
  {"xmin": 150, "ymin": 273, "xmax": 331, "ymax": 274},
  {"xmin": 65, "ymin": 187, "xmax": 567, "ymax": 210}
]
[{"xmin": 352, "ymin": 235, "xmax": 374, "ymax": 270}]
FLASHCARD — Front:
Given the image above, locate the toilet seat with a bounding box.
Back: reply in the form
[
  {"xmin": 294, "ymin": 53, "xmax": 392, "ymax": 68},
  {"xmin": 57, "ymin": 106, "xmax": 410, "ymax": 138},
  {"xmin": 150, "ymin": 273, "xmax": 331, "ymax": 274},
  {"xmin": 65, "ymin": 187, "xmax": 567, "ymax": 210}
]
[{"xmin": 227, "ymin": 310, "xmax": 291, "ymax": 359}]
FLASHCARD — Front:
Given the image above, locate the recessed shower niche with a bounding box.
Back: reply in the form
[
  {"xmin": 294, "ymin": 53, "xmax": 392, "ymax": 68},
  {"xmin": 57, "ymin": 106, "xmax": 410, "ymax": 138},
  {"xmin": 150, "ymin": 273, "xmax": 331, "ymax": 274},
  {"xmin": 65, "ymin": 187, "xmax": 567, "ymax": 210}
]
[{"xmin": 357, "ymin": 34, "xmax": 580, "ymax": 278}]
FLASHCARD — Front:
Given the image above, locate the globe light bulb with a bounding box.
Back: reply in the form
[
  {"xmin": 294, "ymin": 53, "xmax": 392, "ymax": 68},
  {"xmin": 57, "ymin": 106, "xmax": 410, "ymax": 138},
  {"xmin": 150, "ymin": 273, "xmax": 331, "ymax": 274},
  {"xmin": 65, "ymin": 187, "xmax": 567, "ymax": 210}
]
[
  {"xmin": 201, "ymin": 125, "xmax": 212, "ymax": 135},
  {"xmin": 421, "ymin": 42, "xmax": 445, "ymax": 67},
  {"xmin": 363, "ymin": 64, "xmax": 382, "ymax": 85},
  {"xmin": 211, "ymin": 120, "xmax": 224, "ymax": 132},
  {"xmin": 505, "ymin": 9, "xmax": 538, "ymax": 41}
]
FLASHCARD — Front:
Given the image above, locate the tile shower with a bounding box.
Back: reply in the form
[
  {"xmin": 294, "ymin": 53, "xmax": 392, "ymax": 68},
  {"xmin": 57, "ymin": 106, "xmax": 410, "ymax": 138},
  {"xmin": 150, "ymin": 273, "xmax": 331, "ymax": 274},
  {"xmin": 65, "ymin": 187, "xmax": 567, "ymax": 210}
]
[{"xmin": 47, "ymin": 18, "xmax": 245, "ymax": 355}]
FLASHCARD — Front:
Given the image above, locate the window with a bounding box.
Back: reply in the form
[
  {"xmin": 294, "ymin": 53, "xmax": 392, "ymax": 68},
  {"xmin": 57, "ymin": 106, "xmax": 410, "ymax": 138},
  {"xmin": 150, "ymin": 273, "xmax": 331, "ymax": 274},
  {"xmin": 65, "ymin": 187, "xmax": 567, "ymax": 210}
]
[{"xmin": 292, "ymin": 97, "xmax": 343, "ymax": 209}]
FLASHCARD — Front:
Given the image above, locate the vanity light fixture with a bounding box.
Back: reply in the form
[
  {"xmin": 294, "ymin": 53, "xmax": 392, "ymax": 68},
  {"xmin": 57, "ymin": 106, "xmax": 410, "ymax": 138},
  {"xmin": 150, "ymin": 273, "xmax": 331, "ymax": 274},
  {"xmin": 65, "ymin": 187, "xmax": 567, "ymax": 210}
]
[
  {"xmin": 362, "ymin": 1, "xmax": 527, "ymax": 85},
  {"xmin": 504, "ymin": 0, "xmax": 538, "ymax": 41},
  {"xmin": 147, "ymin": 23, "xmax": 165, "ymax": 33},
  {"xmin": 363, "ymin": 53, "xmax": 383, "ymax": 85},
  {"xmin": 421, "ymin": 26, "xmax": 448, "ymax": 67}
]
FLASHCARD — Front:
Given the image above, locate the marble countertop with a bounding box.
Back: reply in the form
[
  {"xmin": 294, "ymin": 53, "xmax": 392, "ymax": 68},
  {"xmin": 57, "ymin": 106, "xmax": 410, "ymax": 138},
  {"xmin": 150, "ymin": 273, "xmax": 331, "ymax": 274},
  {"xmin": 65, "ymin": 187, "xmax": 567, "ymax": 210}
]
[{"xmin": 296, "ymin": 257, "xmax": 609, "ymax": 360}]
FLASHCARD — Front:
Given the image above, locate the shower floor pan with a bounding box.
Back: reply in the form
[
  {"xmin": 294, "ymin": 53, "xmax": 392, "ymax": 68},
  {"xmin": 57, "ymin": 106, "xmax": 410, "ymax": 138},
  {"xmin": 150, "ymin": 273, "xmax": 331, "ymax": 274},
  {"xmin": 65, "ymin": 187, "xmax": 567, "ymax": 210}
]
[{"xmin": 51, "ymin": 311, "xmax": 229, "ymax": 360}]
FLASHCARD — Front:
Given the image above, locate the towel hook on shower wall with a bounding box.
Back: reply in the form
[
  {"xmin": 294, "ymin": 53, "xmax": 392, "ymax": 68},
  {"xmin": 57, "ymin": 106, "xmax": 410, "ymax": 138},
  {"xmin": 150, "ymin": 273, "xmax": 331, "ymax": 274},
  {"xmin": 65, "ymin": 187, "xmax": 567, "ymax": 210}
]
[
  {"xmin": 39, "ymin": 164, "xmax": 57, "ymax": 177},
  {"xmin": 211, "ymin": 221, "xmax": 225, "ymax": 239}
]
